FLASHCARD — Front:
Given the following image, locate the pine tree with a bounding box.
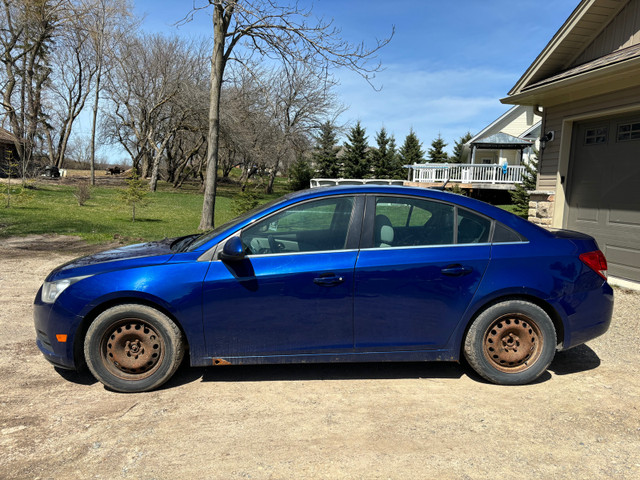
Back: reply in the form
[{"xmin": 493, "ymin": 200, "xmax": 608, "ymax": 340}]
[
  {"xmin": 288, "ymin": 158, "xmax": 314, "ymax": 191},
  {"xmin": 388, "ymin": 136, "xmax": 406, "ymax": 179},
  {"xmin": 342, "ymin": 121, "xmax": 370, "ymax": 179},
  {"xmin": 399, "ymin": 129, "xmax": 425, "ymax": 165},
  {"xmin": 313, "ymin": 121, "xmax": 340, "ymax": 178},
  {"xmin": 451, "ymin": 131, "xmax": 473, "ymax": 163},
  {"xmin": 371, "ymin": 127, "xmax": 396, "ymax": 178},
  {"xmin": 428, "ymin": 134, "xmax": 449, "ymax": 163},
  {"xmin": 119, "ymin": 168, "xmax": 149, "ymax": 222},
  {"xmin": 510, "ymin": 151, "xmax": 539, "ymax": 218}
]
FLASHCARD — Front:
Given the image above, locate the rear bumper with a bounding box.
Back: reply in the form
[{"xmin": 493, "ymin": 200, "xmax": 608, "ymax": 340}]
[{"xmin": 559, "ymin": 282, "xmax": 614, "ymax": 350}]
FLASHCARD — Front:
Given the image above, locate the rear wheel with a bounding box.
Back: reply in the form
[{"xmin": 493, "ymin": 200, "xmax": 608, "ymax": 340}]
[
  {"xmin": 464, "ymin": 300, "xmax": 556, "ymax": 385},
  {"xmin": 84, "ymin": 304, "xmax": 184, "ymax": 393}
]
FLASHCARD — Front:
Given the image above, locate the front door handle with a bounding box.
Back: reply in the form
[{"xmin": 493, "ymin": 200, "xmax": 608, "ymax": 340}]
[
  {"xmin": 441, "ymin": 264, "xmax": 473, "ymax": 277},
  {"xmin": 313, "ymin": 273, "xmax": 344, "ymax": 286}
]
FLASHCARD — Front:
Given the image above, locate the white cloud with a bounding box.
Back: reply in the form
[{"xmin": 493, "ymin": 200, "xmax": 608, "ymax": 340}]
[{"xmin": 334, "ymin": 64, "xmax": 520, "ymax": 151}]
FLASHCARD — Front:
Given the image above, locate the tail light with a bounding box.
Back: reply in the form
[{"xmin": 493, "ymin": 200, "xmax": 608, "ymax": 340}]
[{"xmin": 579, "ymin": 250, "xmax": 608, "ymax": 280}]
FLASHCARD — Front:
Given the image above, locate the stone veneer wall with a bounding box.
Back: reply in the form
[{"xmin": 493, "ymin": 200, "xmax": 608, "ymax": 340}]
[{"xmin": 528, "ymin": 191, "xmax": 555, "ymax": 227}]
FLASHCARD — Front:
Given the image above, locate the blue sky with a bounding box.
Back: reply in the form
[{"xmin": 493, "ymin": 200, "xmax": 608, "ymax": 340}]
[{"xmin": 132, "ymin": 0, "xmax": 579, "ymax": 153}]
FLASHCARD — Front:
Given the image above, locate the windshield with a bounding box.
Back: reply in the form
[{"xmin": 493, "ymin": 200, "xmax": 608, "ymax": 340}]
[{"xmin": 184, "ymin": 196, "xmax": 286, "ymax": 252}]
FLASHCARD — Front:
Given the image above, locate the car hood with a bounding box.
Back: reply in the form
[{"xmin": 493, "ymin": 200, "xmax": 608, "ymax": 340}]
[{"xmin": 46, "ymin": 238, "xmax": 176, "ymax": 281}]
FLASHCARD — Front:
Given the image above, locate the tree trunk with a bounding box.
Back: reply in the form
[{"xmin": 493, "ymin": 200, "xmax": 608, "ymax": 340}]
[
  {"xmin": 90, "ymin": 66, "xmax": 102, "ymax": 186},
  {"xmin": 199, "ymin": 4, "xmax": 229, "ymax": 230}
]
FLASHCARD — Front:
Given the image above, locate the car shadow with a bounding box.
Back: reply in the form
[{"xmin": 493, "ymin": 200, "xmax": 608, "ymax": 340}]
[
  {"xmin": 548, "ymin": 344, "xmax": 601, "ymax": 376},
  {"xmin": 54, "ymin": 366, "xmax": 98, "ymax": 386},
  {"xmin": 162, "ymin": 361, "xmax": 465, "ymax": 390}
]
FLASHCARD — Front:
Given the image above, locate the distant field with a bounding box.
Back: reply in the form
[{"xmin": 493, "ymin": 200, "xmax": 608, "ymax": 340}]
[{"xmin": 0, "ymin": 173, "xmax": 290, "ymax": 243}]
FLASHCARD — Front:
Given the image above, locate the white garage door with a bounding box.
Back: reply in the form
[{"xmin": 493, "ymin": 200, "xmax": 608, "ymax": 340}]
[{"xmin": 566, "ymin": 113, "xmax": 640, "ymax": 283}]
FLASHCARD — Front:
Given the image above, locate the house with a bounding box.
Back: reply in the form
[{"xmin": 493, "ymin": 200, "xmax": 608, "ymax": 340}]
[
  {"xmin": 465, "ymin": 105, "xmax": 541, "ymax": 168},
  {"xmin": 502, "ymin": 0, "xmax": 640, "ymax": 288},
  {"xmin": 0, "ymin": 127, "xmax": 20, "ymax": 177},
  {"xmin": 405, "ymin": 105, "xmax": 541, "ymax": 191}
]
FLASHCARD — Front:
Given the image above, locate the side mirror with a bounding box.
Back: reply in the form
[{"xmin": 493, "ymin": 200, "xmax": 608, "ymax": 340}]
[{"xmin": 219, "ymin": 236, "xmax": 245, "ymax": 261}]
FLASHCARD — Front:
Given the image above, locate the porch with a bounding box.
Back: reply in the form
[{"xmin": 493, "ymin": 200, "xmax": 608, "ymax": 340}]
[{"xmin": 406, "ymin": 163, "xmax": 526, "ymax": 190}]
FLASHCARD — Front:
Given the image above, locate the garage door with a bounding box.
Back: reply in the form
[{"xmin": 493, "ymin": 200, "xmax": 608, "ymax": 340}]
[{"xmin": 566, "ymin": 113, "xmax": 640, "ymax": 283}]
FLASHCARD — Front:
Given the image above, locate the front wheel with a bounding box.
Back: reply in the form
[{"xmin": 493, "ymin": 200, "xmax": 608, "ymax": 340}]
[
  {"xmin": 84, "ymin": 304, "xmax": 184, "ymax": 393},
  {"xmin": 464, "ymin": 300, "xmax": 556, "ymax": 385}
]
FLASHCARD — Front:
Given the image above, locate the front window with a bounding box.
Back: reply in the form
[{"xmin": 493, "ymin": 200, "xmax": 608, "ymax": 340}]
[{"xmin": 241, "ymin": 196, "xmax": 355, "ymax": 255}]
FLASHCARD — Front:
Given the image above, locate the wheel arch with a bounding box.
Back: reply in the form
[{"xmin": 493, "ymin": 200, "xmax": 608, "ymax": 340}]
[
  {"xmin": 73, "ymin": 296, "xmax": 190, "ymax": 369},
  {"xmin": 459, "ymin": 293, "xmax": 565, "ymax": 359}
]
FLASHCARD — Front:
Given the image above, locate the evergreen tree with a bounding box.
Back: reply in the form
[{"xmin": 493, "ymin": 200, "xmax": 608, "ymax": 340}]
[
  {"xmin": 451, "ymin": 131, "xmax": 473, "ymax": 163},
  {"xmin": 342, "ymin": 121, "xmax": 370, "ymax": 179},
  {"xmin": 371, "ymin": 127, "xmax": 396, "ymax": 178},
  {"xmin": 119, "ymin": 168, "xmax": 149, "ymax": 222},
  {"xmin": 510, "ymin": 151, "xmax": 539, "ymax": 218},
  {"xmin": 399, "ymin": 129, "xmax": 425, "ymax": 165},
  {"xmin": 313, "ymin": 121, "xmax": 340, "ymax": 178},
  {"xmin": 428, "ymin": 134, "xmax": 449, "ymax": 163},
  {"xmin": 387, "ymin": 135, "xmax": 407, "ymax": 179},
  {"xmin": 288, "ymin": 158, "xmax": 314, "ymax": 191}
]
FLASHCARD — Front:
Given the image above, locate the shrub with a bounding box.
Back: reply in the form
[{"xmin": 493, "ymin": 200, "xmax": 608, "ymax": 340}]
[{"xmin": 73, "ymin": 182, "xmax": 91, "ymax": 206}]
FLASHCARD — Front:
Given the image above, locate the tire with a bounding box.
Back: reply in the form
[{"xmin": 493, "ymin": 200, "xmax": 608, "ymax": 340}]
[
  {"xmin": 464, "ymin": 300, "xmax": 556, "ymax": 385},
  {"xmin": 84, "ymin": 304, "xmax": 184, "ymax": 393}
]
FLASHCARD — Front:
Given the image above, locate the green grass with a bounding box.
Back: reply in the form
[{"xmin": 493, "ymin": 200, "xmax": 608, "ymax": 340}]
[{"xmin": 0, "ymin": 177, "xmax": 292, "ymax": 243}]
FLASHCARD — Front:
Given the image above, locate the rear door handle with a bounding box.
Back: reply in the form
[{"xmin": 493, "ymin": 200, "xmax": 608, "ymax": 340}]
[
  {"xmin": 313, "ymin": 274, "xmax": 344, "ymax": 286},
  {"xmin": 441, "ymin": 264, "xmax": 473, "ymax": 277}
]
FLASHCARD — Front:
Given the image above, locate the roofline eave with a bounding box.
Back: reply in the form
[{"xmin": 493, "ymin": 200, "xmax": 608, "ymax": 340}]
[{"xmin": 502, "ymin": 56, "xmax": 640, "ymax": 107}]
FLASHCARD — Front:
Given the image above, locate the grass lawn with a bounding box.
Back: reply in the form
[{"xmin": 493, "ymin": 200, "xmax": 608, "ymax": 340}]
[{"xmin": 0, "ymin": 175, "xmax": 291, "ymax": 243}]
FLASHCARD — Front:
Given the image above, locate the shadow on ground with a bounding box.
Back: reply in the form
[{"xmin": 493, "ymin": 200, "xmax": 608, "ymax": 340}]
[
  {"xmin": 54, "ymin": 344, "xmax": 602, "ymax": 391},
  {"xmin": 162, "ymin": 361, "xmax": 466, "ymax": 390},
  {"xmin": 549, "ymin": 344, "xmax": 601, "ymax": 376}
]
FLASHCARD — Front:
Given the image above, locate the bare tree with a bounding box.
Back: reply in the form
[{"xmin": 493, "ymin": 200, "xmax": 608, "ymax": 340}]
[
  {"xmin": 102, "ymin": 33, "xmax": 209, "ymax": 191},
  {"xmin": 262, "ymin": 61, "xmax": 342, "ymax": 193},
  {"xmin": 0, "ymin": 0, "xmax": 72, "ymax": 181},
  {"xmin": 45, "ymin": 3, "xmax": 98, "ymax": 169},
  {"xmin": 82, "ymin": 0, "xmax": 133, "ymax": 185},
  {"xmin": 183, "ymin": 0, "xmax": 393, "ymax": 230}
]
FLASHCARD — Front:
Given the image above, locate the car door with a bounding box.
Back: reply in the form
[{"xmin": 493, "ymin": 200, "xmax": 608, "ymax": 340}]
[
  {"xmin": 354, "ymin": 195, "xmax": 491, "ymax": 350},
  {"xmin": 202, "ymin": 195, "xmax": 362, "ymax": 357}
]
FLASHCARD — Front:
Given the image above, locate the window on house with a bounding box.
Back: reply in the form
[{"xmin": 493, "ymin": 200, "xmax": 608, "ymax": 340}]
[
  {"xmin": 616, "ymin": 122, "xmax": 640, "ymax": 142},
  {"xmin": 584, "ymin": 127, "xmax": 607, "ymax": 145}
]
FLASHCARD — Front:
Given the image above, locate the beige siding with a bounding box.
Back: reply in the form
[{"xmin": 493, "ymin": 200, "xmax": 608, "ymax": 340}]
[
  {"xmin": 538, "ymin": 83, "xmax": 640, "ymax": 191},
  {"xmin": 500, "ymin": 108, "xmax": 537, "ymax": 137},
  {"xmin": 572, "ymin": 0, "xmax": 640, "ymax": 66}
]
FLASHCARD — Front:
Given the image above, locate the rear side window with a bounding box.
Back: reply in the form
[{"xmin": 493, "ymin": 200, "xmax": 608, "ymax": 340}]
[
  {"xmin": 374, "ymin": 197, "xmax": 454, "ymax": 247},
  {"xmin": 492, "ymin": 222, "xmax": 526, "ymax": 243}
]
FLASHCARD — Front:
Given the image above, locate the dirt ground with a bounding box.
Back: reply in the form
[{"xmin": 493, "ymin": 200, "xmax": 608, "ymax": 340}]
[{"xmin": 1, "ymin": 235, "xmax": 639, "ymax": 480}]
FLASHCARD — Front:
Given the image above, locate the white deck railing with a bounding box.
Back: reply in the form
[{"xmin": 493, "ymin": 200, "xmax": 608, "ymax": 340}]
[
  {"xmin": 310, "ymin": 178, "xmax": 405, "ymax": 188},
  {"xmin": 410, "ymin": 163, "xmax": 525, "ymax": 184}
]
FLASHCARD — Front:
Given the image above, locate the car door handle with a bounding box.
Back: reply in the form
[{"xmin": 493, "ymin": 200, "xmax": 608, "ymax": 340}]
[
  {"xmin": 441, "ymin": 264, "xmax": 473, "ymax": 277},
  {"xmin": 313, "ymin": 274, "xmax": 344, "ymax": 286}
]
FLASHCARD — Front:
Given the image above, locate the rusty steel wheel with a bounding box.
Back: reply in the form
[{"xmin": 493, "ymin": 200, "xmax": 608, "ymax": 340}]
[
  {"xmin": 101, "ymin": 319, "xmax": 165, "ymax": 379},
  {"xmin": 464, "ymin": 300, "xmax": 556, "ymax": 385},
  {"xmin": 85, "ymin": 304, "xmax": 184, "ymax": 393},
  {"xmin": 483, "ymin": 314, "xmax": 543, "ymax": 373}
]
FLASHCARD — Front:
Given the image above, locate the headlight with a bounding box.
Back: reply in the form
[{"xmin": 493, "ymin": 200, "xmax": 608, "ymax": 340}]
[{"xmin": 41, "ymin": 276, "xmax": 89, "ymax": 304}]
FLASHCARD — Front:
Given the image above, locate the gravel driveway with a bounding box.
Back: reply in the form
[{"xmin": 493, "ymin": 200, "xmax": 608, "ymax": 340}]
[{"xmin": 1, "ymin": 235, "xmax": 639, "ymax": 479}]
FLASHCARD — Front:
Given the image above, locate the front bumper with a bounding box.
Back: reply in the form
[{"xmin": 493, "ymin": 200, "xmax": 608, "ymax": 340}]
[{"xmin": 34, "ymin": 286, "xmax": 83, "ymax": 370}]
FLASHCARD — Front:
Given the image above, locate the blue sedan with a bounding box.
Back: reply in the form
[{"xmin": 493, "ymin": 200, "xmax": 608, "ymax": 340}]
[{"xmin": 34, "ymin": 186, "xmax": 613, "ymax": 392}]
